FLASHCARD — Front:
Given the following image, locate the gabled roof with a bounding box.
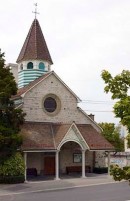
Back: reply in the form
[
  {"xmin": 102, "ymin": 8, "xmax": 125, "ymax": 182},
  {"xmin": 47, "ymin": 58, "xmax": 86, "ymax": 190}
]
[
  {"xmin": 77, "ymin": 124, "xmax": 113, "ymax": 150},
  {"xmin": 12, "ymin": 71, "xmax": 81, "ymax": 101},
  {"xmin": 17, "ymin": 19, "xmax": 53, "ymax": 64},
  {"xmin": 77, "ymin": 107, "xmax": 102, "ymax": 132},
  {"xmin": 21, "ymin": 122, "xmax": 114, "ymax": 151}
]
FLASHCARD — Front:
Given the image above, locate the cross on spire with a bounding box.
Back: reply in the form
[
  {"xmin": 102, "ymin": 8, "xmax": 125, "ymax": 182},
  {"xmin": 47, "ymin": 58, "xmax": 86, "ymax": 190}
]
[{"xmin": 32, "ymin": 3, "xmax": 39, "ymax": 19}]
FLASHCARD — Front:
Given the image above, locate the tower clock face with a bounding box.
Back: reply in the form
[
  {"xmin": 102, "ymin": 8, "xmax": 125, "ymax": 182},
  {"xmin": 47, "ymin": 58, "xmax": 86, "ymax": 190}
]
[{"xmin": 43, "ymin": 94, "xmax": 61, "ymax": 116}]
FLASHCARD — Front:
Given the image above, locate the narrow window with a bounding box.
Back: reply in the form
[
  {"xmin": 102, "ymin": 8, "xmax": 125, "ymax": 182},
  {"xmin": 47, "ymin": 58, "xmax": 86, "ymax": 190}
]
[
  {"xmin": 39, "ymin": 62, "xmax": 45, "ymax": 70},
  {"xmin": 20, "ymin": 64, "xmax": 23, "ymax": 70},
  {"xmin": 27, "ymin": 62, "xmax": 33, "ymax": 69}
]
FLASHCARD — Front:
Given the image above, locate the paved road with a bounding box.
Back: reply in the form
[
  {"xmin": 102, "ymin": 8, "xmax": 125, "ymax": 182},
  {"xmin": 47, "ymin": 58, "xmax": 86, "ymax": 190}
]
[{"xmin": 0, "ymin": 182, "xmax": 130, "ymax": 201}]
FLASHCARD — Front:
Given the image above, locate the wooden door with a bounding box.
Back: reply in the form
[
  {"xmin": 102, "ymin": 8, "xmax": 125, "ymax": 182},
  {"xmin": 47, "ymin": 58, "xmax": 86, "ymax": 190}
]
[{"xmin": 44, "ymin": 156, "xmax": 55, "ymax": 175}]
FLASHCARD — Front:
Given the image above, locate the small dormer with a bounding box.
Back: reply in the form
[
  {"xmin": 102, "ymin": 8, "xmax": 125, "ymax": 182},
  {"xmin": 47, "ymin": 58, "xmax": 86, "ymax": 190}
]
[{"xmin": 17, "ymin": 19, "xmax": 53, "ymax": 88}]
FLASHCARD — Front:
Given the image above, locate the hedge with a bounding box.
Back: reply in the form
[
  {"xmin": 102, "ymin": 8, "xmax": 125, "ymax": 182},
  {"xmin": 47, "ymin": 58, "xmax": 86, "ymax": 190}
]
[
  {"xmin": 93, "ymin": 167, "xmax": 108, "ymax": 174},
  {"xmin": 0, "ymin": 175, "xmax": 25, "ymax": 184}
]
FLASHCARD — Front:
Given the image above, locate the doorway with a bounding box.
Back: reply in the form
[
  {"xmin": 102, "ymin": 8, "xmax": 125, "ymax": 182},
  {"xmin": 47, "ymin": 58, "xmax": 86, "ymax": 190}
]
[{"xmin": 44, "ymin": 156, "xmax": 55, "ymax": 175}]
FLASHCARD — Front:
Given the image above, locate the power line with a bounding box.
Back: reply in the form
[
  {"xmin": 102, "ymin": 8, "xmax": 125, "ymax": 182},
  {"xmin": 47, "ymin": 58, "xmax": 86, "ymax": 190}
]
[
  {"xmin": 81, "ymin": 100, "xmax": 116, "ymax": 105},
  {"xmin": 13, "ymin": 97, "xmax": 116, "ymax": 105},
  {"xmin": 84, "ymin": 110, "xmax": 113, "ymax": 113},
  {"xmin": 14, "ymin": 105, "xmax": 114, "ymax": 113}
]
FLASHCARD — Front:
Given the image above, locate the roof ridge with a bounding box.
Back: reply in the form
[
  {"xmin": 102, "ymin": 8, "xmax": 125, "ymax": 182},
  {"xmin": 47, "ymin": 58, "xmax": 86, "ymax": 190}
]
[
  {"xmin": 34, "ymin": 19, "xmax": 37, "ymax": 58},
  {"xmin": 16, "ymin": 72, "xmax": 51, "ymax": 96},
  {"xmin": 50, "ymin": 124, "xmax": 56, "ymax": 149},
  {"xmin": 17, "ymin": 20, "xmax": 34, "ymax": 63}
]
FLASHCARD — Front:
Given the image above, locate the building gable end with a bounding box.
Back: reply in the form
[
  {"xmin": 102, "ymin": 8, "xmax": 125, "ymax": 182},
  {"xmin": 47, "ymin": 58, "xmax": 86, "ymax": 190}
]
[{"xmin": 57, "ymin": 123, "xmax": 89, "ymax": 150}]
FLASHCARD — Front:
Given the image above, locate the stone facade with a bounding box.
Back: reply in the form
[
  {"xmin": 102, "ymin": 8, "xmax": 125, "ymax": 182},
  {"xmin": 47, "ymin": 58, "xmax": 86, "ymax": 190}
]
[
  {"xmin": 22, "ymin": 73, "xmax": 101, "ymax": 132},
  {"xmin": 27, "ymin": 152, "xmax": 43, "ymax": 175}
]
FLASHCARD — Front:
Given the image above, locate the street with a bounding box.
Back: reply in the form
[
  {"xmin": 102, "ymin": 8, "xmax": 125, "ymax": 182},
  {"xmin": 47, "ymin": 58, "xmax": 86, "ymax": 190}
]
[{"xmin": 0, "ymin": 182, "xmax": 130, "ymax": 201}]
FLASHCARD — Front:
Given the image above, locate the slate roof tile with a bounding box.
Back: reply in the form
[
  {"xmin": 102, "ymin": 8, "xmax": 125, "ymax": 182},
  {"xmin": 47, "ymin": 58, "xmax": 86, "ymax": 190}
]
[
  {"xmin": 77, "ymin": 124, "xmax": 114, "ymax": 150},
  {"xmin": 20, "ymin": 122, "xmax": 114, "ymax": 151},
  {"xmin": 17, "ymin": 19, "xmax": 53, "ymax": 64}
]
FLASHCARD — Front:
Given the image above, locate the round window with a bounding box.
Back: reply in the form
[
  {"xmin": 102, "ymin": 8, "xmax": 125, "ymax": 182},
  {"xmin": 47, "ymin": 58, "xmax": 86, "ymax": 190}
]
[
  {"xmin": 44, "ymin": 97, "xmax": 57, "ymax": 113},
  {"xmin": 43, "ymin": 94, "xmax": 61, "ymax": 116}
]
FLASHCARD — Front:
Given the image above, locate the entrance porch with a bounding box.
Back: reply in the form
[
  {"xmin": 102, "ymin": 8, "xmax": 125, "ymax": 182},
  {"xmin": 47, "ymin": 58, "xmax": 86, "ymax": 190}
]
[
  {"xmin": 24, "ymin": 141, "xmax": 95, "ymax": 181},
  {"xmin": 24, "ymin": 144, "xmax": 111, "ymax": 181}
]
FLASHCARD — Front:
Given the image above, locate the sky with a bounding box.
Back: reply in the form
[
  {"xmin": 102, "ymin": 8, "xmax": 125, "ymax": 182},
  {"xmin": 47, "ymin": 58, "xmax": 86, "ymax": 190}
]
[{"xmin": 0, "ymin": 0, "xmax": 130, "ymax": 124}]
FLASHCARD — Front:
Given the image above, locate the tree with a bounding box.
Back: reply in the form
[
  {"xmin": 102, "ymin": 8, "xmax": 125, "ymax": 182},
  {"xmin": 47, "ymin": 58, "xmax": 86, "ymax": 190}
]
[
  {"xmin": 99, "ymin": 122, "xmax": 124, "ymax": 152},
  {"xmin": 101, "ymin": 70, "xmax": 130, "ymax": 184},
  {"xmin": 101, "ymin": 70, "xmax": 130, "ymax": 133},
  {"xmin": 0, "ymin": 49, "xmax": 25, "ymax": 162},
  {"xmin": 101, "ymin": 70, "xmax": 130, "ymax": 148}
]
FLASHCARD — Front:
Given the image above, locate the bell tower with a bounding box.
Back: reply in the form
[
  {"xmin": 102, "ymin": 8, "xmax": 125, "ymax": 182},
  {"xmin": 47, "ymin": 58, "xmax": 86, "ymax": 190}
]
[{"xmin": 17, "ymin": 4, "xmax": 53, "ymax": 88}]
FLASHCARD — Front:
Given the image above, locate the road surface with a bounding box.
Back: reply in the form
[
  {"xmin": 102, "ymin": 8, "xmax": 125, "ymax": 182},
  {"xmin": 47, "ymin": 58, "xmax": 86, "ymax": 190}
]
[{"xmin": 0, "ymin": 181, "xmax": 130, "ymax": 201}]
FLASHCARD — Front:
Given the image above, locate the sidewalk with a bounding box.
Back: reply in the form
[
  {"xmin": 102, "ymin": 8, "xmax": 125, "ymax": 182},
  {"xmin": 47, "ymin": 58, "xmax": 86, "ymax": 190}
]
[{"xmin": 0, "ymin": 174, "xmax": 118, "ymax": 197}]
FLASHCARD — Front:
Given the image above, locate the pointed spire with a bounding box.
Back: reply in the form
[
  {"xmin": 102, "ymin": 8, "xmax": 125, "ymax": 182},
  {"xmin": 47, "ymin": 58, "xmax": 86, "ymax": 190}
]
[{"xmin": 17, "ymin": 19, "xmax": 53, "ymax": 64}]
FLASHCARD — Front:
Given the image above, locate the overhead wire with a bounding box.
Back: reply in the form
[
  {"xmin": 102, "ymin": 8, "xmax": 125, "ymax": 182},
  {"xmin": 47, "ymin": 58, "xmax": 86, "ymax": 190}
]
[{"xmin": 1, "ymin": 96, "xmax": 116, "ymax": 113}]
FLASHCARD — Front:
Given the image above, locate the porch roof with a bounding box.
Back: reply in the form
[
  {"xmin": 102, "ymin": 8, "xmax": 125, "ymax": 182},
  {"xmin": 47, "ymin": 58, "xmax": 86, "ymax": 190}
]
[{"xmin": 20, "ymin": 122, "xmax": 114, "ymax": 151}]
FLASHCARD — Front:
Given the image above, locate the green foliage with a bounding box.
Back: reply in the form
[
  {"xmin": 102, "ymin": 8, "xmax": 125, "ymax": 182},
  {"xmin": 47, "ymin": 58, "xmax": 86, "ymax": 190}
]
[
  {"xmin": 0, "ymin": 49, "xmax": 25, "ymax": 159},
  {"xmin": 99, "ymin": 122, "xmax": 124, "ymax": 151},
  {"xmin": 101, "ymin": 70, "xmax": 130, "ymax": 99},
  {"xmin": 0, "ymin": 153, "xmax": 25, "ymax": 184},
  {"xmin": 0, "ymin": 153, "xmax": 25, "ymax": 176},
  {"xmin": 110, "ymin": 164, "xmax": 130, "ymax": 182},
  {"xmin": 126, "ymin": 134, "xmax": 130, "ymax": 148},
  {"xmin": 0, "ymin": 50, "xmax": 17, "ymax": 104},
  {"xmin": 101, "ymin": 70, "xmax": 130, "ymax": 133},
  {"xmin": 0, "ymin": 126, "xmax": 22, "ymax": 158},
  {"xmin": 123, "ymin": 166, "xmax": 130, "ymax": 180},
  {"xmin": 110, "ymin": 165, "xmax": 125, "ymax": 181},
  {"xmin": 0, "ymin": 106, "xmax": 25, "ymax": 132}
]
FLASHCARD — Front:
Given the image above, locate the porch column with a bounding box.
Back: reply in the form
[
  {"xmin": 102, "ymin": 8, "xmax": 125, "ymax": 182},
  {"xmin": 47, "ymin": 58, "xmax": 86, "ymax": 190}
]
[
  {"xmin": 24, "ymin": 152, "xmax": 27, "ymax": 182},
  {"xmin": 55, "ymin": 151, "xmax": 60, "ymax": 180},
  {"xmin": 107, "ymin": 152, "xmax": 111, "ymax": 176},
  {"xmin": 82, "ymin": 150, "xmax": 86, "ymax": 178}
]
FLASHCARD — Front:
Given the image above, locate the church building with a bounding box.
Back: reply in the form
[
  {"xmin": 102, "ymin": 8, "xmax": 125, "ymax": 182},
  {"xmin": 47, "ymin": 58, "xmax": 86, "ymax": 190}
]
[{"xmin": 10, "ymin": 15, "xmax": 114, "ymax": 181}]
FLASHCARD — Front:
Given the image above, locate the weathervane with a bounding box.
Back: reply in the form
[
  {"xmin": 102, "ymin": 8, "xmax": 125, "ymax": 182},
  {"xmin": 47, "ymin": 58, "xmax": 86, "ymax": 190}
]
[{"xmin": 32, "ymin": 3, "xmax": 39, "ymax": 19}]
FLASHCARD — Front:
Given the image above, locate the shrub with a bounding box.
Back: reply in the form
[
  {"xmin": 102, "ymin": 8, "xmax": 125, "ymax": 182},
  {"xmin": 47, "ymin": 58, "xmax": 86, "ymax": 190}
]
[
  {"xmin": 0, "ymin": 152, "xmax": 25, "ymax": 183},
  {"xmin": 110, "ymin": 165, "xmax": 130, "ymax": 182},
  {"xmin": 123, "ymin": 166, "xmax": 130, "ymax": 180},
  {"xmin": 110, "ymin": 165, "xmax": 124, "ymax": 181}
]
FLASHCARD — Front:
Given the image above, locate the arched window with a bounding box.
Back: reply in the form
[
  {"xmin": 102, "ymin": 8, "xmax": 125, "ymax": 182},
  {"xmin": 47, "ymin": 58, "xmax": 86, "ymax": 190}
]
[
  {"xmin": 27, "ymin": 62, "xmax": 33, "ymax": 69},
  {"xmin": 39, "ymin": 62, "xmax": 45, "ymax": 70}
]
